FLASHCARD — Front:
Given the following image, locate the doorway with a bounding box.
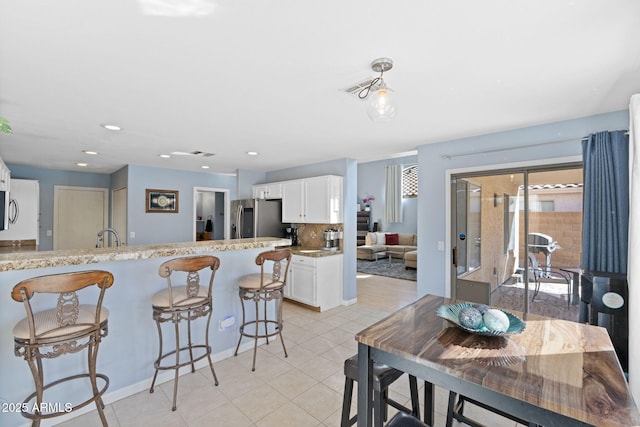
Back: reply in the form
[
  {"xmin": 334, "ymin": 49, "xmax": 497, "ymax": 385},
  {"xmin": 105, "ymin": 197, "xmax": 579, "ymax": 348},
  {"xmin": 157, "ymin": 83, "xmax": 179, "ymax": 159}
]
[
  {"xmin": 193, "ymin": 187, "xmax": 230, "ymax": 241},
  {"xmin": 451, "ymin": 162, "xmax": 583, "ymax": 320}
]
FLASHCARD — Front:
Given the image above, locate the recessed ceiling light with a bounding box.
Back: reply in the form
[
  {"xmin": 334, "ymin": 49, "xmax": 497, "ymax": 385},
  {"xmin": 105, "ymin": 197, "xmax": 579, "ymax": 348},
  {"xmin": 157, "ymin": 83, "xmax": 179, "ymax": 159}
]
[
  {"xmin": 201, "ymin": 165, "xmax": 210, "ymax": 169},
  {"xmin": 76, "ymin": 162, "xmax": 88, "ymax": 167},
  {"xmin": 171, "ymin": 151, "xmax": 191, "ymax": 156},
  {"xmin": 83, "ymin": 150, "xmax": 98, "ymax": 155},
  {"xmin": 159, "ymin": 154, "xmax": 171, "ymax": 158},
  {"xmin": 101, "ymin": 124, "xmax": 121, "ymax": 131},
  {"xmin": 247, "ymin": 151, "xmax": 259, "ymax": 156}
]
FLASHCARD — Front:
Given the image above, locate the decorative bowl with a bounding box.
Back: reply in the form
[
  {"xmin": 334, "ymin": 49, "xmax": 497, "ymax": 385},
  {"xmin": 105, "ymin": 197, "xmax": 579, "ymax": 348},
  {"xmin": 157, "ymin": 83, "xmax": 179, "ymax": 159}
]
[{"xmin": 436, "ymin": 303, "xmax": 526, "ymax": 336}]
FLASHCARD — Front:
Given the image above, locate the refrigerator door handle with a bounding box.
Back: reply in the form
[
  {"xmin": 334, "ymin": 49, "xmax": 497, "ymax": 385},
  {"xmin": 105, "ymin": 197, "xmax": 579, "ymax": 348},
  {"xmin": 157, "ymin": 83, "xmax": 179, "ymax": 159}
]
[
  {"xmin": 8, "ymin": 198, "xmax": 18, "ymax": 225},
  {"xmin": 236, "ymin": 205, "xmax": 243, "ymax": 239}
]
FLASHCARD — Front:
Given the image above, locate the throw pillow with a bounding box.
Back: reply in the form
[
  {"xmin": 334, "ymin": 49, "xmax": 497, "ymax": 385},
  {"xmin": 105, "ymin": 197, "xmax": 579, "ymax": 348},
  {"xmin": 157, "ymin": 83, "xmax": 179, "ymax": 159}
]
[
  {"xmin": 385, "ymin": 233, "xmax": 399, "ymax": 245},
  {"xmin": 375, "ymin": 232, "xmax": 386, "ymax": 245}
]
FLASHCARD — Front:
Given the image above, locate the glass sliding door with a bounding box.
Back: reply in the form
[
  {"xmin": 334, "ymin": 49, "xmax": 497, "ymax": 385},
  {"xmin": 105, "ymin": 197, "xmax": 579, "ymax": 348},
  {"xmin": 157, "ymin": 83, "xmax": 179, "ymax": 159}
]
[{"xmin": 451, "ymin": 163, "xmax": 582, "ymax": 321}]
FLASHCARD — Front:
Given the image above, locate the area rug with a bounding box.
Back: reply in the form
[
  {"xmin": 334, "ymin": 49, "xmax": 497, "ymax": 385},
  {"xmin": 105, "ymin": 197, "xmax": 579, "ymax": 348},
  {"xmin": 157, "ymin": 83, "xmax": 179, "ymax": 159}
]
[{"xmin": 357, "ymin": 258, "xmax": 417, "ymax": 281}]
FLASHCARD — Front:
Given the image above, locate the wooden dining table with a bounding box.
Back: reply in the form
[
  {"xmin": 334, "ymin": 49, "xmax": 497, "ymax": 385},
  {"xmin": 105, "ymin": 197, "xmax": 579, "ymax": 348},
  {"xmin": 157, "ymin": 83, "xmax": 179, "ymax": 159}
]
[{"xmin": 355, "ymin": 294, "xmax": 640, "ymax": 427}]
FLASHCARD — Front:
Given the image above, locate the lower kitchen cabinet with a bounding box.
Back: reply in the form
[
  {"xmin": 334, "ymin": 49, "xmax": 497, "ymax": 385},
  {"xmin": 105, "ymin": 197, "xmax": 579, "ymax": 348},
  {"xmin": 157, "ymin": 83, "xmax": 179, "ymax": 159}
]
[{"xmin": 286, "ymin": 254, "xmax": 342, "ymax": 311}]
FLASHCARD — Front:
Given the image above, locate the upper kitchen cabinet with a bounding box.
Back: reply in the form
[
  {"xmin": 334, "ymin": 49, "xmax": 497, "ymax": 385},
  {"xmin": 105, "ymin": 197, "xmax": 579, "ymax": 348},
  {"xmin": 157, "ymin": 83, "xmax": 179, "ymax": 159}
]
[
  {"xmin": 252, "ymin": 182, "xmax": 283, "ymax": 200},
  {"xmin": 282, "ymin": 175, "xmax": 343, "ymax": 224}
]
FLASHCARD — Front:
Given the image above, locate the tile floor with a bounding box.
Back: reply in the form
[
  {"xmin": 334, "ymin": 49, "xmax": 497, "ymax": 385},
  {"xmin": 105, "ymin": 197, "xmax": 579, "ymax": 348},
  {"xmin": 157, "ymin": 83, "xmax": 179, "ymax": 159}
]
[{"xmin": 57, "ymin": 275, "xmax": 528, "ymax": 427}]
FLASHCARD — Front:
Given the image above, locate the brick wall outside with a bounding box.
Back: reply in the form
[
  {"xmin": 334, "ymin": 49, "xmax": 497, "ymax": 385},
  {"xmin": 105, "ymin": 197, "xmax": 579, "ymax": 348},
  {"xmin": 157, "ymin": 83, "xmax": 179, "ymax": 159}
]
[{"xmin": 519, "ymin": 211, "xmax": 582, "ymax": 268}]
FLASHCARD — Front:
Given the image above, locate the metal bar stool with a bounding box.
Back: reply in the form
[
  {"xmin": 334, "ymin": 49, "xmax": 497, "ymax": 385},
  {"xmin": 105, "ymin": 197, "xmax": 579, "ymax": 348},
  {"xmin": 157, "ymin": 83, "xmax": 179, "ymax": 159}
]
[
  {"xmin": 446, "ymin": 392, "xmax": 540, "ymax": 427},
  {"xmin": 11, "ymin": 270, "xmax": 114, "ymax": 427},
  {"xmin": 341, "ymin": 354, "xmax": 420, "ymax": 427},
  {"xmin": 385, "ymin": 411, "xmax": 428, "ymax": 427},
  {"xmin": 149, "ymin": 255, "xmax": 220, "ymax": 411},
  {"xmin": 233, "ymin": 249, "xmax": 292, "ymax": 371}
]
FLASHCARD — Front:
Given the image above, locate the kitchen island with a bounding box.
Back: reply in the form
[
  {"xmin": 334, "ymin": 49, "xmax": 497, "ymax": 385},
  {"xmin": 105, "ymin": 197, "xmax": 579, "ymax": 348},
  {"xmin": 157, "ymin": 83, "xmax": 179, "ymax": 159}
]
[{"xmin": 0, "ymin": 237, "xmax": 289, "ymax": 427}]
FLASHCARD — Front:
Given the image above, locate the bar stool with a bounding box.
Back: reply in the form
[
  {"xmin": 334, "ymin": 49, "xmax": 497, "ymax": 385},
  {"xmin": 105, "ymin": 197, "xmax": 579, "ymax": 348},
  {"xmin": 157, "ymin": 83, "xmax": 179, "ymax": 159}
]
[
  {"xmin": 446, "ymin": 392, "xmax": 539, "ymax": 427},
  {"xmin": 149, "ymin": 255, "xmax": 220, "ymax": 411},
  {"xmin": 341, "ymin": 354, "xmax": 420, "ymax": 427},
  {"xmin": 11, "ymin": 270, "xmax": 114, "ymax": 427},
  {"xmin": 385, "ymin": 412, "xmax": 428, "ymax": 427},
  {"xmin": 233, "ymin": 249, "xmax": 292, "ymax": 371}
]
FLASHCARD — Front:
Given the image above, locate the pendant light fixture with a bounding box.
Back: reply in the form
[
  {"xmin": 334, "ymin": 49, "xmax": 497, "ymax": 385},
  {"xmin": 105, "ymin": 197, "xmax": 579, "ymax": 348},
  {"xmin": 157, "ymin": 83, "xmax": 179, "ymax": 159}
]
[{"xmin": 358, "ymin": 58, "xmax": 396, "ymax": 122}]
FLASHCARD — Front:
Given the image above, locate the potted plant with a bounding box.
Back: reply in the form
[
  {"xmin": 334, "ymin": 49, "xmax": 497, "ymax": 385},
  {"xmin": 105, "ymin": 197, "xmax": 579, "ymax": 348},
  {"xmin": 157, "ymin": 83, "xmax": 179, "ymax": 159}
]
[
  {"xmin": 0, "ymin": 117, "xmax": 12, "ymax": 134},
  {"xmin": 362, "ymin": 197, "xmax": 374, "ymax": 211}
]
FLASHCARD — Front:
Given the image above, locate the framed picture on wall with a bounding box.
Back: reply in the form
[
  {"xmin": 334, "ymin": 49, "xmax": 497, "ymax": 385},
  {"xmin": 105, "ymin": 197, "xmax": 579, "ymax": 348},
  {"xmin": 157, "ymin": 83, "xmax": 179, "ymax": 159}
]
[{"xmin": 146, "ymin": 189, "xmax": 179, "ymax": 213}]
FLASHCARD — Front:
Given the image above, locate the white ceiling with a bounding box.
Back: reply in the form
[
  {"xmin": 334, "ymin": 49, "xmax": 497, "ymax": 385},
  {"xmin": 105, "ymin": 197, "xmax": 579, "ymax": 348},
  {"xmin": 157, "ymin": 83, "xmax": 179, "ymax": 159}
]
[{"xmin": 1, "ymin": 1, "xmax": 639, "ymax": 175}]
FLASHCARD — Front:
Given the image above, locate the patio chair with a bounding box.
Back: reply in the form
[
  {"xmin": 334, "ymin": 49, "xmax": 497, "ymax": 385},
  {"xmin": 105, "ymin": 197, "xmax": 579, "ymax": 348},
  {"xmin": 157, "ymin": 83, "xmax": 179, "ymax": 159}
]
[{"xmin": 528, "ymin": 252, "xmax": 572, "ymax": 308}]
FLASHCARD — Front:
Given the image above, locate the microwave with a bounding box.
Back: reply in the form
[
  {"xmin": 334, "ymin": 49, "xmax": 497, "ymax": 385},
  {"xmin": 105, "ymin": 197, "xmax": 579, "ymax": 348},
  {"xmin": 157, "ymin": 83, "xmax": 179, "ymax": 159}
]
[{"xmin": 0, "ymin": 191, "xmax": 8, "ymax": 230}]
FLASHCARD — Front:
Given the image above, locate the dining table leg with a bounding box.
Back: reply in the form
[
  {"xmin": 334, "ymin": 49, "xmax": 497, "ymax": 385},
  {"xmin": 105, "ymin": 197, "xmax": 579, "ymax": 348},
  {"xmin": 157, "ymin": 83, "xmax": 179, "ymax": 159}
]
[
  {"xmin": 357, "ymin": 342, "xmax": 374, "ymax": 427},
  {"xmin": 424, "ymin": 381, "xmax": 434, "ymax": 426}
]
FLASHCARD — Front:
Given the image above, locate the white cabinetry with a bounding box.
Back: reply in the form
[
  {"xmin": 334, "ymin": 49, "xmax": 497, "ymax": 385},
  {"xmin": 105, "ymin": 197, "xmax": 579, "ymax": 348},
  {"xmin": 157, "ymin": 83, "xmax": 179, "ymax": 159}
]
[
  {"xmin": 252, "ymin": 182, "xmax": 283, "ymax": 200},
  {"xmin": 286, "ymin": 254, "xmax": 342, "ymax": 311},
  {"xmin": 282, "ymin": 175, "xmax": 342, "ymax": 224}
]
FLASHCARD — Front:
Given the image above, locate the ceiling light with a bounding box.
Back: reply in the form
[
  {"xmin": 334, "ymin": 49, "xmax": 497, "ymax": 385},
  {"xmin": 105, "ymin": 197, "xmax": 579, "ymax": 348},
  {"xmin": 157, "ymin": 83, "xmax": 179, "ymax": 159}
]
[
  {"xmin": 201, "ymin": 165, "xmax": 210, "ymax": 169},
  {"xmin": 358, "ymin": 58, "xmax": 397, "ymax": 122},
  {"xmin": 159, "ymin": 154, "xmax": 171, "ymax": 158},
  {"xmin": 247, "ymin": 151, "xmax": 259, "ymax": 156},
  {"xmin": 83, "ymin": 150, "xmax": 98, "ymax": 155},
  {"xmin": 101, "ymin": 124, "xmax": 121, "ymax": 131},
  {"xmin": 76, "ymin": 162, "xmax": 88, "ymax": 167}
]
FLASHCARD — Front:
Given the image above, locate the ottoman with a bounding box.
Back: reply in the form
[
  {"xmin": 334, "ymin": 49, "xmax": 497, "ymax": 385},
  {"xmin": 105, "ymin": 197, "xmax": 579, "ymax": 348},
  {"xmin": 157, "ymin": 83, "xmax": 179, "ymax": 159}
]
[{"xmin": 404, "ymin": 250, "xmax": 417, "ymax": 270}]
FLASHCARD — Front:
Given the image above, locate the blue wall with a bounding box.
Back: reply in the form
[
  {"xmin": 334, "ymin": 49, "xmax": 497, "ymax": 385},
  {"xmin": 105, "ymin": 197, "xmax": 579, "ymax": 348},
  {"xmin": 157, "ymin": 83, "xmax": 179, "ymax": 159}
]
[
  {"xmin": 126, "ymin": 164, "xmax": 236, "ymax": 245},
  {"xmin": 416, "ymin": 109, "xmax": 629, "ymax": 298},
  {"xmin": 4, "ymin": 164, "xmax": 237, "ymax": 249},
  {"xmin": 357, "ymin": 155, "xmax": 418, "ymax": 233},
  {"xmin": 6, "ymin": 164, "xmax": 112, "ymax": 250}
]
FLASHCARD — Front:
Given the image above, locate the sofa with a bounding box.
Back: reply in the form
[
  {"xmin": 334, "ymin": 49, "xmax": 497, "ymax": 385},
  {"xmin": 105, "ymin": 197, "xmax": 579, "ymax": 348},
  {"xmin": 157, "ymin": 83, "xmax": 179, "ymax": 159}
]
[{"xmin": 357, "ymin": 232, "xmax": 417, "ymax": 265}]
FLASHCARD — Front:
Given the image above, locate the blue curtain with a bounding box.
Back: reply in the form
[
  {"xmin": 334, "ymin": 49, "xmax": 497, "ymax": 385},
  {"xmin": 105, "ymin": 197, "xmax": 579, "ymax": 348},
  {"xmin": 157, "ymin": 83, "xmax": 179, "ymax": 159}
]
[{"xmin": 581, "ymin": 130, "xmax": 629, "ymax": 273}]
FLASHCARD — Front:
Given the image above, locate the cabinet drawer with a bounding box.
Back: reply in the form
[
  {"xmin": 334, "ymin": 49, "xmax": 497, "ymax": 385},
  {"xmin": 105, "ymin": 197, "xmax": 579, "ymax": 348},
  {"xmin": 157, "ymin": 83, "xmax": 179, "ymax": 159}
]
[{"xmin": 291, "ymin": 255, "xmax": 317, "ymax": 267}]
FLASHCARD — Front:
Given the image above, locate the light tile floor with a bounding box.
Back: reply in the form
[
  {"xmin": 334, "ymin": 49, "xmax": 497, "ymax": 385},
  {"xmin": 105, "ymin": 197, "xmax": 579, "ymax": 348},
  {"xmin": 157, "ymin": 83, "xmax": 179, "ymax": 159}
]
[{"xmin": 57, "ymin": 275, "xmax": 528, "ymax": 427}]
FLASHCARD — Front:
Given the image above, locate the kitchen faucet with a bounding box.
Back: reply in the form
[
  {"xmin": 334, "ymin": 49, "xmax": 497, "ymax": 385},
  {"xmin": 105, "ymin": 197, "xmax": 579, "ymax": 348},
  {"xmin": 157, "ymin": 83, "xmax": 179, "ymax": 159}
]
[{"xmin": 96, "ymin": 228, "xmax": 121, "ymax": 248}]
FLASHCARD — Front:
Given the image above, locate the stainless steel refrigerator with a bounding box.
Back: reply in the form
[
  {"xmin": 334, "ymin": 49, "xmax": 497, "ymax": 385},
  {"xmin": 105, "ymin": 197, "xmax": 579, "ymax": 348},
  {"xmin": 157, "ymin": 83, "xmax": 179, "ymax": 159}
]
[{"xmin": 231, "ymin": 199, "xmax": 284, "ymax": 239}]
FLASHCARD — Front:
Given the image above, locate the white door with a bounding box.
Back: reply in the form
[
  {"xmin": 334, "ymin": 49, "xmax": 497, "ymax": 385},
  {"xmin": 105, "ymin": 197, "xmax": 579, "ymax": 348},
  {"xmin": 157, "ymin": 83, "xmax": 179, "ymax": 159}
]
[
  {"xmin": 53, "ymin": 186, "xmax": 109, "ymax": 250},
  {"xmin": 112, "ymin": 187, "xmax": 127, "ymax": 246}
]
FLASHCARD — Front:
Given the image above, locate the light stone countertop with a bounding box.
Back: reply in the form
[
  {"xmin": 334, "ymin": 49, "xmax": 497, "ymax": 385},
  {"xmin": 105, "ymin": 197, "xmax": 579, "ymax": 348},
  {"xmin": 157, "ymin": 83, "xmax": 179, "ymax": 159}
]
[{"xmin": 0, "ymin": 237, "xmax": 292, "ymax": 272}]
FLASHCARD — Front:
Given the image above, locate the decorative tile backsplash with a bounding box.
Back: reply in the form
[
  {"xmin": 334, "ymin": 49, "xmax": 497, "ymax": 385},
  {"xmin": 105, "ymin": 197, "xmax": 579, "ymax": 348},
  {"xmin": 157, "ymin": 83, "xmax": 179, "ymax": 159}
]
[{"xmin": 293, "ymin": 223, "xmax": 343, "ymax": 248}]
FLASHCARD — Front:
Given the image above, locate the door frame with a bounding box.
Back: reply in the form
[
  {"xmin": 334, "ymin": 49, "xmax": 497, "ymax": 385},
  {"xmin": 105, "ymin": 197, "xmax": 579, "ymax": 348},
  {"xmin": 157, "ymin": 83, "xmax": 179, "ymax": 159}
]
[
  {"xmin": 192, "ymin": 187, "xmax": 230, "ymax": 241},
  {"xmin": 444, "ymin": 155, "xmax": 581, "ymax": 299}
]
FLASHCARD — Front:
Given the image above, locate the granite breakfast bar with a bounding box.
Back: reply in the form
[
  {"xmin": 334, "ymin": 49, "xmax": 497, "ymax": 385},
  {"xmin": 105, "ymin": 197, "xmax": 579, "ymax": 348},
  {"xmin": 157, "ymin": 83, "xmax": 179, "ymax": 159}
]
[{"xmin": 0, "ymin": 237, "xmax": 290, "ymax": 427}]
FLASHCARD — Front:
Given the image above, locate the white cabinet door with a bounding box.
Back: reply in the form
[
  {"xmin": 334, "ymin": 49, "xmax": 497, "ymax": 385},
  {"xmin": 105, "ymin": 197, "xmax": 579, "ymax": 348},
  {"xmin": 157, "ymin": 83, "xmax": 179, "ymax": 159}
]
[
  {"xmin": 253, "ymin": 183, "xmax": 283, "ymax": 200},
  {"xmin": 285, "ymin": 254, "xmax": 342, "ymax": 311},
  {"xmin": 282, "ymin": 180, "xmax": 304, "ymax": 222},
  {"xmin": 304, "ymin": 177, "xmax": 329, "ymax": 223},
  {"xmin": 292, "ymin": 262, "xmax": 316, "ymax": 306}
]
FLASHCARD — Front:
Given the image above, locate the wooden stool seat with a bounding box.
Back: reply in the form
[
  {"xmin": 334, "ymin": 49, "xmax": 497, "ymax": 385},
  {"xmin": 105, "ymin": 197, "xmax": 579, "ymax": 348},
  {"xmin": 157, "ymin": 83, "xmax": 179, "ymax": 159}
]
[
  {"xmin": 149, "ymin": 255, "xmax": 221, "ymax": 411},
  {"xmin": 234, "ymin": 249, "xmax": 292, "ymax": 372},
  {"xmin": 11, "ymin": 270, "xmax": 114, "ymax": 427}
]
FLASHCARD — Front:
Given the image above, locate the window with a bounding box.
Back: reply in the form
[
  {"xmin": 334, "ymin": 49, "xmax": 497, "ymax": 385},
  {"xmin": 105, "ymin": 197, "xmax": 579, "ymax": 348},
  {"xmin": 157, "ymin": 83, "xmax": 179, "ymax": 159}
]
[{"xmin": 402, "ymin": 165, "xmax": 418, "ymax": 198}]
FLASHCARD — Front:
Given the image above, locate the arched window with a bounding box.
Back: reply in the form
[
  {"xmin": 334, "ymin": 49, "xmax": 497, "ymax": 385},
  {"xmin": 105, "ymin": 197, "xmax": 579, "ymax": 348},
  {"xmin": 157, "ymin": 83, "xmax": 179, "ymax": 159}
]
[{"xmin": 402, "ymin": 165, "xmax": 418, "ymax": 198}]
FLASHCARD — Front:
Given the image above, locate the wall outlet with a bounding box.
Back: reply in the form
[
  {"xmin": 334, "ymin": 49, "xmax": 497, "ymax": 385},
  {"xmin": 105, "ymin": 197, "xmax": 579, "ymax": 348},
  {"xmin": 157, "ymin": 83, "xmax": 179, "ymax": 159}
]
[
  {"xmin": 218, "ymin": 315, "xmax": 235, "ymax": 331},
  {"xmin": 129, "ymin": 231, "xmax": 135, "ymax": 239},
  {"xmin": 437, "ymin": 241, "xmax": 445, "ymax": 251},
  {"xmin": 46, "ymin": 229, "xmax": 52, "ymax": 237}
]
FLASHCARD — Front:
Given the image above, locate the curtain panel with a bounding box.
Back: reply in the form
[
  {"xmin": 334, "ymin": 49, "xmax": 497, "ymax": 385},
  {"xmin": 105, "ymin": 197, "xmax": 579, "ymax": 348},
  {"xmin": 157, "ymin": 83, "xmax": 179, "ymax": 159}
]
[
  {"xmin": 385, "ymin": 164, "xmax": 402, "ymax": 223},
  {"xmin": 581, "ymin": 130, "xmax": 629, "ymax": 273}
]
